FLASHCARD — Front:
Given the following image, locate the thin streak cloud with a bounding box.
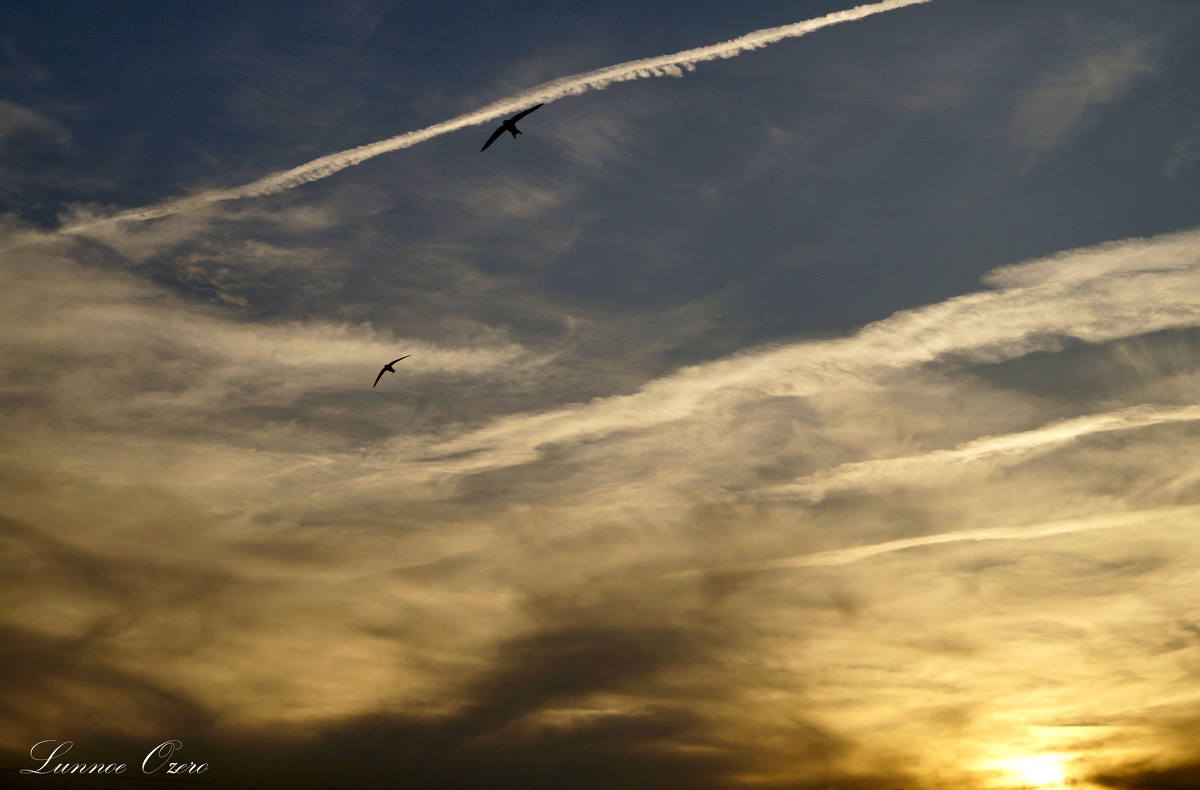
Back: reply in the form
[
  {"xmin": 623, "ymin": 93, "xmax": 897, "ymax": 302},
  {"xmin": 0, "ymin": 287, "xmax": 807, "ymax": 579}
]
[
  {"xmin": 765, "ymin": 403, "xmax": 1200, "ymax": 502},
  {"xmin": 703, "ymin": 506, "xmax": 1200, "ymax": 572},
  {"xmin": 62, "ymin": 0, "xmax": 934, "ymax": 231}
]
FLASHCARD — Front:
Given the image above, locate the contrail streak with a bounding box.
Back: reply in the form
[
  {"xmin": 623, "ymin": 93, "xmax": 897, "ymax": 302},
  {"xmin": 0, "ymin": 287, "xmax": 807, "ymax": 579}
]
[
  {"xmin": 763, "ymin": 507, "xmax": 1200, "ymax": 568},
  {"xmin": 669, "ymin": 506, "xmax": 1200, "ymax": 577},
  {"xmin": 66, "ymin": 0, "xmax": 934, "ymax": 232},
  {"xmin": 763, "ymin": 403, "xmax": 1200, "ymax": 502}
]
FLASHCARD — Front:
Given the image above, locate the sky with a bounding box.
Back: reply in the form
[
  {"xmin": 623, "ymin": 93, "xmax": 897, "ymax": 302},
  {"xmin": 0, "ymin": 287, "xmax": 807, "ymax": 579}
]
[{"xmin": 2, "ymin": 1, "xmax": 1200, "ymax": 788}]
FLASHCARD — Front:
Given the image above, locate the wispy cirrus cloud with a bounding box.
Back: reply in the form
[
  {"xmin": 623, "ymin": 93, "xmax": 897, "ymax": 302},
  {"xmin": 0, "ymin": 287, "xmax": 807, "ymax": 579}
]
[
  {"xmin": 5, "ymin": 215, "xmax": 1200, "ymax": 786},
  {"xmin": 367, "ymin": 227, "xmax": 1200, "ymax": 486},
  {"xmin": 1010, "ymin": 31, "xmax": 1158, "ymax": 162},
  {"xmin": 1165, "ymin": 120, "xmax": 1200, "ymax": 177},
  {"xmin": 0, "ymin": 99, "xmax": 70, "ymax": 149}
]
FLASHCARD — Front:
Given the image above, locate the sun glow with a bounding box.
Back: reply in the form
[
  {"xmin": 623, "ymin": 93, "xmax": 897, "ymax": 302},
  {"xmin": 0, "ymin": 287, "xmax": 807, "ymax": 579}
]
[{"xmin": 1002, "ymin": 756, "xmax": 1066, "ymax": 788}]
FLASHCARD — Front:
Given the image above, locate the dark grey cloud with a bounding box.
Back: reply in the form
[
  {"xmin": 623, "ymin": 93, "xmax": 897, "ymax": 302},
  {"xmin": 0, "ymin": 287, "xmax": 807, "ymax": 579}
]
[
  {"xmin": 1094, "ymin": 762, "xmax": 1200, "ymax": 790},
  {"xmin": 0, "ymin": 624, "xmax": 215, "ymax": 746},
  {"xmin": 0, "ymin": 616, "xmax": 901, "ymax": 790}
]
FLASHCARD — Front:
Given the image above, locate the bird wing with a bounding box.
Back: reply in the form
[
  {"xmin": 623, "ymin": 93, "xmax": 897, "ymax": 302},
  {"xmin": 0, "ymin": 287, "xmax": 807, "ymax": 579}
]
[
  {"xmin": 373, "ymin": 368, "xmax": 387, "ymax": 388},
  {"xmin": 510, "ymin": 103, "xmax": 544, "ymax": 122},
  {"xmin": 388, "ymin": 355, "xmax": 411, "ymax": 366},
  {"xmin": 480, "ymin": 126, "xmax": 506, "ymax": 152}
]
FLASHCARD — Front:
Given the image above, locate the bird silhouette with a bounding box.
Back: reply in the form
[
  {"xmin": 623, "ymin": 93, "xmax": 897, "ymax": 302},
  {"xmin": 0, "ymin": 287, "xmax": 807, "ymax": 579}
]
[
  {"xmin": 480, "ymin": 104, "xmax": 544, "ymax": 151},
  {"xmin": 373, "ymin": 355, "xmax": 410, "ymax": 388}
]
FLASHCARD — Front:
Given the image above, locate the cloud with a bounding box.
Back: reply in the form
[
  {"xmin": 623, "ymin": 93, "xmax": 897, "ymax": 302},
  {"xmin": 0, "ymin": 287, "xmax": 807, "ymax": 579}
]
[
  {"xmin": 1093, "ymin": 759, "xmax": 1200, "ymax": 790},
  {"xmin": 1009, "ymin": 32, "xmax": 1158, "ymax": 161},
  {"xmin": 0, "ymin": 36, "xmax": 50, "ymax": 84},
  {"xmin": 0, "ymin": 99, "xmax": 71, "ymax": 151},
  {"xmin": 750, "ymin": 506, "xmax": 1200, "ymax": 570},
  {"xmin": 0, "ymin": 230, "xmax": 544, "ymax": 461},
  {"xmin": 763, "ymin": 404, "xmax": 1200, "ymax": 503},
  {"xmin": 6, "ymin": 216, "xmax": 1200, "ymax": 786},
  {"xmin": 366, "ymin": 226, "xmax": 1200, "ymax": 487},
  {"xmin": 0, "ymin": 100, "xmax": 76, "ymax": 210},
  {"xmin": 1164, "ymin": 121, "xmax": 1200, "ymax": 177},
  {"xmin": 0, "ymin": 622, "xmax": 855, "ymax": 790}
]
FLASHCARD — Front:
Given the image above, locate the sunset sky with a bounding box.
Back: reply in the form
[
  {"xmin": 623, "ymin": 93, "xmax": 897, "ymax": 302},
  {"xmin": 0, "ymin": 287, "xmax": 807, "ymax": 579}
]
[{"xmin": 3, "ymin": 1, "xmax": 1200, "ymax": 788}]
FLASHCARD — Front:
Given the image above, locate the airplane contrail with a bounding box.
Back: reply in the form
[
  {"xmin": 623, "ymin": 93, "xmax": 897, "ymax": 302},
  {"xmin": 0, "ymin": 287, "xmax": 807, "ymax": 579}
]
[
  {"xmin": 668, "ymin": 506, "xmax": 1200, "ymax": 577},
  {"xmin": 763, "ymin": 507, "xmax": 1200, "ymax": 568},
  {"xmin": 762, "ymin": 403, "xmax": 1200, "ymax": 503},
  {"xmin": 66, "ymin": 0, "xmax": 934, "ymax": 232}
]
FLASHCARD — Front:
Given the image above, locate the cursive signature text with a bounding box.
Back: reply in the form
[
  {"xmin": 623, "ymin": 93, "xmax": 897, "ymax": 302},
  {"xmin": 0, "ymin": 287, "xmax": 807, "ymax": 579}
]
[{"xmin": 21, "ymin": 740, "xmax": 208, "ymax": 776}]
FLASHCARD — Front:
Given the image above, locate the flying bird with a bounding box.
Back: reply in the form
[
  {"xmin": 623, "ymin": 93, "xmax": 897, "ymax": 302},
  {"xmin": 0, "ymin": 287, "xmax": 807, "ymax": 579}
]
[
  {"xmin": 373, "ymin": 355, "xmax": 410, "ymax": 388},
  {"xmin": 480, "ymin": 103, "xmax": 544, "ymax": 151}
]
